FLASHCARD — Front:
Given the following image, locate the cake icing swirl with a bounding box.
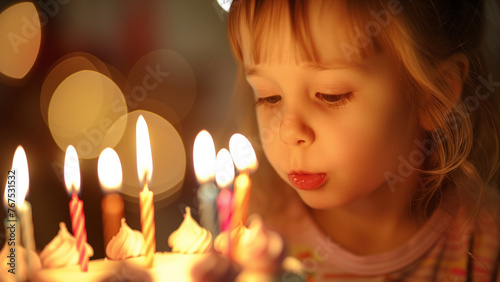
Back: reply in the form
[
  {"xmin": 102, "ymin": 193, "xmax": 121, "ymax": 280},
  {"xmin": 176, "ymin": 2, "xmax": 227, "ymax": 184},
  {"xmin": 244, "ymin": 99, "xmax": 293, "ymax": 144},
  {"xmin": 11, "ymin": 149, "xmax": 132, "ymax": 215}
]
[
  {"xmin": 213, "ymin": 221, "xmax": 251, "ymax": 256},
  {"xmin": 39, "ymin": 222, "xmax": 94, "ymax": 269},
  {"xmin": 168, "ymin": 207, "xmax": 213, "ymax": 254},
  {"xmin": 106, "ymin": 218, "xmax": 145, "ymax": 260},
  {"xmin": 0, "ymin": 241, "xmax": 41, "ymax": 282}
]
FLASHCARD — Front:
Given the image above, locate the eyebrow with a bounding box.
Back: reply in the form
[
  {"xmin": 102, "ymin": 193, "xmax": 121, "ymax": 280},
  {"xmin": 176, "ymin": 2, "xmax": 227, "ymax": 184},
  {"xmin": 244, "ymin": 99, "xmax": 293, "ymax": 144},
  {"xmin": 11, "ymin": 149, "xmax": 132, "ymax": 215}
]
[{"xmin": 244, "ymin": 62, "xmax": 363, "ymax": 77}]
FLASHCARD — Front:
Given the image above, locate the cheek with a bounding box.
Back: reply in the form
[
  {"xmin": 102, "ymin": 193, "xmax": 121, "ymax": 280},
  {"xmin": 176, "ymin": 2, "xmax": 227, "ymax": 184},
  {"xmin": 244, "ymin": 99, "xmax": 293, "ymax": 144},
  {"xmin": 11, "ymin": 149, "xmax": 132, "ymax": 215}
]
[
  {"xmin": 256, "ymin": 108, "xmax": 281, "ymax": 146},
  {"xmin": 256, "ymin": 109, "xmax": 282, "ymax": 162},
  {"xmin": 325, "ymin": 89, "xmax": 418, "ymax": 179}
]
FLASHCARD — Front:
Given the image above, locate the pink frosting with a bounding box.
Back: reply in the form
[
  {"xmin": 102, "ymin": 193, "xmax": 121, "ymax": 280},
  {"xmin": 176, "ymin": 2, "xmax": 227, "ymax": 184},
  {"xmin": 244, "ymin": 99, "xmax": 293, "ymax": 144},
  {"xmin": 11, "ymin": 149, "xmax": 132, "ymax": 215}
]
[{"xmin": 237, "ymin": 216, "xmax": 286, "ymax": 274}]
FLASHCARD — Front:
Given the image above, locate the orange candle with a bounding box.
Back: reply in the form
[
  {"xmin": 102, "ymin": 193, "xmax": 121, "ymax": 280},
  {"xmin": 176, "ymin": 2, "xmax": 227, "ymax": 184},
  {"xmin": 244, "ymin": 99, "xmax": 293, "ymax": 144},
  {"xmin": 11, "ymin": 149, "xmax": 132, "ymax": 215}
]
[
  {"xmin": 98, "ymin": 148, "xmax": 124, "ymax": 247},
  {"xmin": 101, "ymin": 194, "xmax": 124, "ymax": 247},
  {"xmin": 136, "ymin": 115, "xmax": 155, "ymax": 268}
]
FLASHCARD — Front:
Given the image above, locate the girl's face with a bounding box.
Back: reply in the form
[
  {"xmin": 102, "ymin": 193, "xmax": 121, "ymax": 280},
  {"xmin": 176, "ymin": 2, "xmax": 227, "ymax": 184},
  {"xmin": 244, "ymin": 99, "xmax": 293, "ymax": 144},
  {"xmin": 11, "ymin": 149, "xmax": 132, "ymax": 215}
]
[{"xmin": 242, "ymin": 2, "xmax": 424, "ymax": 210}]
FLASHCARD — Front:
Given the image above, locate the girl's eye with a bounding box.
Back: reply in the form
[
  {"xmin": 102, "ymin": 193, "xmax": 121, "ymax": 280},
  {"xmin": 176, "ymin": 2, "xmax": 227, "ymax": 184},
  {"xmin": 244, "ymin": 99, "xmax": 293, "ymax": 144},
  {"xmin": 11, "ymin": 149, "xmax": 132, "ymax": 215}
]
[
  {"xmin": 315, "ymin": 92, "xmax": 353, "ymax": 108},
  {"xmin": 255, "ymin": 95, "xmax": 282, "ymax": 106}
]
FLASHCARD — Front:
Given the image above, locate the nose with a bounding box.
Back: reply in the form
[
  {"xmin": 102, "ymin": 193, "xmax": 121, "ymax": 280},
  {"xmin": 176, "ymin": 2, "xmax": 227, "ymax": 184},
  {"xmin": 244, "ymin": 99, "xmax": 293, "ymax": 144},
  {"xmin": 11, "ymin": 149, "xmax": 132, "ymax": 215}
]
[{"xmin": 279, "ymin": 111, "xmax": 315, "ymax": 146}]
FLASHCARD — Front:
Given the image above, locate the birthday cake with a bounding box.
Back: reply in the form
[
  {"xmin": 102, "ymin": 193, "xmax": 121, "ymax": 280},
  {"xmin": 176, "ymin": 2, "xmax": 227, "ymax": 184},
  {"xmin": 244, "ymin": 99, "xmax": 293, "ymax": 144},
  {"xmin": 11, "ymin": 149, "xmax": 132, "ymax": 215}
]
[{"xmin": 14, "ymin": 207, "xmax": 299, "ymax": 282}]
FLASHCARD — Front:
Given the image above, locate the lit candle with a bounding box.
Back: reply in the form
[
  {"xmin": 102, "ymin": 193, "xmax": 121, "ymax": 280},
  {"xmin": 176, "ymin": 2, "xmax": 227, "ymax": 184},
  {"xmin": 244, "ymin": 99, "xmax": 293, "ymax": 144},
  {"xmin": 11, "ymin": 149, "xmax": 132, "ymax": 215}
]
[
  {"xmin": 98, "ymin": 147, "xmax": 124, "ymax": 248},
  {"xmin": 3, "ymin": 183, "xmax": 21, "ymax": 282},
  {"xmin": 13, "ymin": 146, "xmax": 35, "ymax": 275},
  {"xmin": 193, "ymin": 130, "xmax": 219, "ymax": 236},
  {"xmin": 215, "ymin": 148, "xmax": 235, "ymax": 232},
  {"xmin": 228, "ymin": 133, "xmax": 258, "ymax": 230},
  {"xmin": 64, "ymin": 145, "xmax": 89, "ymax": 272},
  {"xmin": 136, "ymin": 115, "xmax": 155, "ymax": 268}
]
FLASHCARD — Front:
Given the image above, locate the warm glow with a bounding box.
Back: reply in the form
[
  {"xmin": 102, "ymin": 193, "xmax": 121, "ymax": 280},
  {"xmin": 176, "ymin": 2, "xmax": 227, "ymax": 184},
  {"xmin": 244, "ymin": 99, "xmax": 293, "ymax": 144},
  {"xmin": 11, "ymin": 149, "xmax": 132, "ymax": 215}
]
[
  {"xmin": 4, "ymin": 146, "xmax": 30, "ymax": 207},
  {"xmin": 136, "ymin": 115, "xmax": 153, "ymax": 185},
  {"xmin": 64, "ymin": 145, "xmax": 81, "ymax": 194},
  {"xmin": 193, "ymin": 130, "xmax": 216, "ymax": 183},
  {"xmin": 12, "ymin": 146, "xmax": 29, "ymax": 206},
  {"xmin": 235, "ymin": 173, "xmax": 250, "ymax": 191},
  {"xmin": 215, "ymin": 148, "xmax": 234, "ymax": 189},
  {"xmin": 98, "ymin": 147, "xmax": 123, "ymax": 192},
  {"xmin": 47, "ymin": 70, "xmax": 127, "ymax": 159},
  {"xmin": 0, "ymin": 2, "xmax": 41, "ymax": 79},
  {"xmin": 229, "ymin": 133, "xmax": 258, "ymax": 172}
]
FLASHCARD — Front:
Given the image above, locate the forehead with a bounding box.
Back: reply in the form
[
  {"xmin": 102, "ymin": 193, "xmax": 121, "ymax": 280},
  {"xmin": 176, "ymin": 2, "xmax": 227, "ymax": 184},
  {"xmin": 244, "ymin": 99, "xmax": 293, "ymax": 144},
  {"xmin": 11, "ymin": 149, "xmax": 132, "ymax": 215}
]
[{"xmin": 236, "ymin": 0, "xmax": 370, "ymax": 67}]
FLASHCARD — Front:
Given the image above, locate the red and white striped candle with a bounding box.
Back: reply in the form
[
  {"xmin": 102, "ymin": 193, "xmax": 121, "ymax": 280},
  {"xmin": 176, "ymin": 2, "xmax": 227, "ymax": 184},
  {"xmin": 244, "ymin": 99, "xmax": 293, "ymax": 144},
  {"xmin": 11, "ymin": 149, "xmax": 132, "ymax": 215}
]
[
  {"xmin": 64, "ymin": 145, "xmax": 88, "ymax": 272},
  {"xmin": 69, "ymin": 193, "xmax": 88, "ymax": 271}
]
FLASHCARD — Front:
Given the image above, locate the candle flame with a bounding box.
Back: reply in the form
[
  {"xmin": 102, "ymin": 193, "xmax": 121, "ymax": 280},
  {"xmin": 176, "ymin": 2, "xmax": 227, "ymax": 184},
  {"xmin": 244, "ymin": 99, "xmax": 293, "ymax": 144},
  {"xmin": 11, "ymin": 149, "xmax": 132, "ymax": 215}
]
[
  {"xmin": 229, "ymin": 133, "xmax": 258, "ymax": 172},
  {"xmin": 193, "ymin": 130, "xmax": 216, "ymax": 183},
  {"xmin": 235, "ymin": 173, "xmax": 250, "ymax": 191},
  {"xmin": 64, "ymin": 145, "xmax": 81, "ymax": 195},
  {"xmin": 215, "ymin": 148, "xmax": 234, "ymax": 189},
  {"xmin": 3, "ymin": 146, "xmax": 29, "ymax": 208},
  {"xmin": 98, "ymin": 147, "xmax": 123, "ymax": 192},
  {"xmin": 136, "ymin": 115, "xmax": 153, "ymax": 185}
]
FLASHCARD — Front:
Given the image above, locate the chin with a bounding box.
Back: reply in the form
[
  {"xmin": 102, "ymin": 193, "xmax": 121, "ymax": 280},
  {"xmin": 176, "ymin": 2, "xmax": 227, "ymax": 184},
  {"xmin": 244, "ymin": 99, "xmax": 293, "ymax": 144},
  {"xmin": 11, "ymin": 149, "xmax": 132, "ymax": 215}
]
[{"xmin": 297, "ymin": 190, "xmax": 353, "ymax": 210}]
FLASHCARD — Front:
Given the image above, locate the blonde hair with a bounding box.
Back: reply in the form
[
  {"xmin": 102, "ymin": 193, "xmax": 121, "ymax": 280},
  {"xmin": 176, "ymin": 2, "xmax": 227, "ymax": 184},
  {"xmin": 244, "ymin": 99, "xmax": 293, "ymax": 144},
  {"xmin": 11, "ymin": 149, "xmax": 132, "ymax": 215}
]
[{"xmin": 227, "ymin": 0, "xmax": 500, "ymax": 219}]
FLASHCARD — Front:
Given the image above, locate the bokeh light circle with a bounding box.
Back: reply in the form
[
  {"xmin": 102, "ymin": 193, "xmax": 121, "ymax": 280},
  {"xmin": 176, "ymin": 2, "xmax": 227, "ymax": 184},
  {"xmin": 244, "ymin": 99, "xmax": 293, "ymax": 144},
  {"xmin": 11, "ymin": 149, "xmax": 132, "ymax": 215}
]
[
  {"xmin": 0, "ymin": 2, "xmax": 41, "ymax": 79},
  {"xmin": 40, "ymin": 52, "xmax": 111, "ymax": 125},
  {"xmin": 48, "ymin": 70, "xmax": 128, "ymax": 159},
  {"xmin": 105, "ymin": 110, "xmax": 186, "ymax": 205},
  {"xmin": 126, "ymin": 49, "xmax": 196, "ymax": 124}
]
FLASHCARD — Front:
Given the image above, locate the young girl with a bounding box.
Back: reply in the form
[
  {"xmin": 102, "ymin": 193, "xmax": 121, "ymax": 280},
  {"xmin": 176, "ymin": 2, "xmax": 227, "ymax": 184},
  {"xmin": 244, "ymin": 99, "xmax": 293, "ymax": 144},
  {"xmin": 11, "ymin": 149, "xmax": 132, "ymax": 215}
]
[{"xmin": 226, "ymin": 0, "xmax": 500, "ymax": 280}]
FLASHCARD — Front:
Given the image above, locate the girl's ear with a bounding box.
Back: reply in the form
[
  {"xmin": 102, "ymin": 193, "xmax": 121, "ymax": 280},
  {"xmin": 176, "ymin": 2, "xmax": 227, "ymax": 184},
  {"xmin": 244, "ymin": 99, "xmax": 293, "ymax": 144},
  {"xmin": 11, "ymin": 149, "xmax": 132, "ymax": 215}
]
[{"xmin": 419, "ymin": 53, "xmax": 470, "ymax": 131}]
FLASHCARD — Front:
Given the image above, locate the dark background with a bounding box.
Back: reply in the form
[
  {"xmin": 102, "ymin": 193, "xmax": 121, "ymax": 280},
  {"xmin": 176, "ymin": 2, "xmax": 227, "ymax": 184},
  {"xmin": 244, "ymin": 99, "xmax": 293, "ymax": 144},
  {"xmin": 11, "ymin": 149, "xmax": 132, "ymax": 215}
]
[{"xmin": 0, "ymin": 0, "xmax": 238, "ymax": 259}]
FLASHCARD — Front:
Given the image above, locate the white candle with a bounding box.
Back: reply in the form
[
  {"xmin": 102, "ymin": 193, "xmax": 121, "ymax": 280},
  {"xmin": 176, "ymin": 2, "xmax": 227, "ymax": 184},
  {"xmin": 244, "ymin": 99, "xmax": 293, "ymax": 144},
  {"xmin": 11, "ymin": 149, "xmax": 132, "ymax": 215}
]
[
  {"xmin": 193, "ymin": 130, "xmax": 219, "ymax": 236},
  {"xmin": 11, "ymin": 146, "xmax": 36, "ymax": 275}
]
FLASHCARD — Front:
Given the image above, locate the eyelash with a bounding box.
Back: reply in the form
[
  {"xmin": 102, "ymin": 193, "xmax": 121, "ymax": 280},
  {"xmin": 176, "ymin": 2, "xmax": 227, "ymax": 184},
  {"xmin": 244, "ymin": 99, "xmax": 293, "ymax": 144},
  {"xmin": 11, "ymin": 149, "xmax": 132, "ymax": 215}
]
[
  {"xmin": 255, "ymin": 92, "xmax": 353, "ymax": 108},
  {"xmin": 316, "ymin": 92, "xmax": 353, "ymax": 108},
  {"xmin": 255, "ymin": 96, "xmax": 282, "ymax": 106}
]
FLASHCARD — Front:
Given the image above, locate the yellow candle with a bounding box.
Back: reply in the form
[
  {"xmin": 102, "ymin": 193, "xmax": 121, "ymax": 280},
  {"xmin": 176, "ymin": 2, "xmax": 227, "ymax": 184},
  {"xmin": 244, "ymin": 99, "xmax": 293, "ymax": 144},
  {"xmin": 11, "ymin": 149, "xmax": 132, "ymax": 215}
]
[
  {"xmin": 139, "ymin": 183, "xmax": 155, "ymax": 268},
  {"xmin": 228, "ymin": 133, "xmax": 257, "ymax": 230},
  {"xmin": 230, "ymin": 173, "xmax": 251, "ymax": 229},
  {"xmin": 136, "ymin": 115, "xmax": 155, "ymax": 268}
]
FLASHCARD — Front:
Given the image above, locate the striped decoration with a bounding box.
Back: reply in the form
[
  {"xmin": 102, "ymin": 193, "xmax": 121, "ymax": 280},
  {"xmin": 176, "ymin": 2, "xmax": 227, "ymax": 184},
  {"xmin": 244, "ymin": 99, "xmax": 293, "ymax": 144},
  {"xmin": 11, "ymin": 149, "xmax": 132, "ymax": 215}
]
[
  {"xmin": 140, "ymin": 183, "xmax": 155, "ymax": 268},
  {"xmin": 69, "ymin": 193, "xmax": 88, "ymax": 271}
]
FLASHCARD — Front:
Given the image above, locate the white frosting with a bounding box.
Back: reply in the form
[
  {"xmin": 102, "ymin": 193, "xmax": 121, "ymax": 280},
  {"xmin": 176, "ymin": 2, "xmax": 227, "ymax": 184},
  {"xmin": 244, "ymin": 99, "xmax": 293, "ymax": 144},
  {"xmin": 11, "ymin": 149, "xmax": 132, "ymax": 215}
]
[
  {"xmin": 32, "ymin": 252, "xmax": 209, "ymax": 282},
  {"xmin": 213, "ymin": 222, "xmax": 251, "ymax": 256},
  {"xmin": 106, "ymin": 218, "xmax": 145, "ymax": 260},
  {"xmin": 0, "ymin": 239, "xmax": 41, "ymax": 282},
  {"xmin": 168, "ymin": 207, "xmax": 213, "ymax": 254},
  {"xmin": 39, "ymin": 222, "xmax": 94, "ymax": 269}
]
